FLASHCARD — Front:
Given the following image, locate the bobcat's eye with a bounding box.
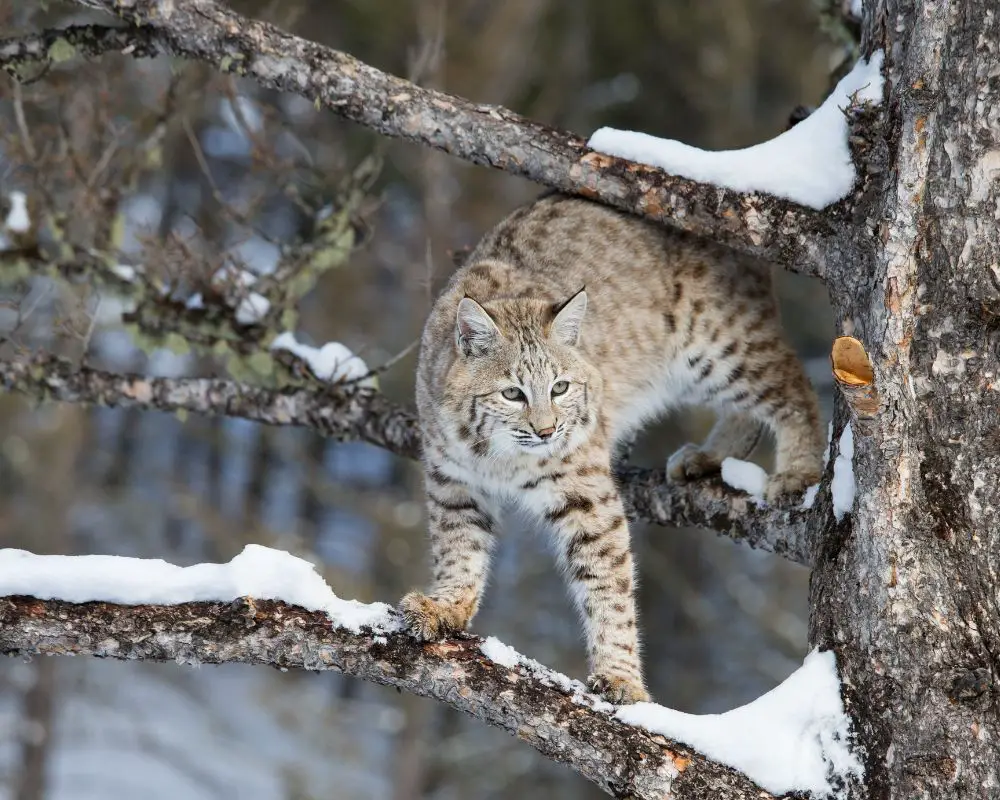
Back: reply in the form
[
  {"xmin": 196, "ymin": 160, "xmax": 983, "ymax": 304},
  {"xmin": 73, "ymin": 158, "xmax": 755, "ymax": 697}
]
[
  {"xmin": 501, "ymin": 387, "xmax": 526, "ymax": 402},
  {"xmin": 551, "ymin": 380, "xmax": 569, "ymax": 397}
]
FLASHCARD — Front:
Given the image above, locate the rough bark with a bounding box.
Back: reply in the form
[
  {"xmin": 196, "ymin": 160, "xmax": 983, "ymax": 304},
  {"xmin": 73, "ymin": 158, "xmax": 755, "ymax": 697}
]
[
  {"xmin": 0, "ymin": 8, "xmax": 837, "ymax": 279},
  {"xmin": 2, "ymin": 0, "xmax": 997, "ymax": 798},
  {"xmin": 808, "ymin": 1, "xmax": 1000, "ymax": 798},
  {"xmin": 0, "ymin": 596, "xmax": 790, "ymax": 800},
  {"xmin": 0, "ymin": 352, "xmax": 818, "ymax": 564}
]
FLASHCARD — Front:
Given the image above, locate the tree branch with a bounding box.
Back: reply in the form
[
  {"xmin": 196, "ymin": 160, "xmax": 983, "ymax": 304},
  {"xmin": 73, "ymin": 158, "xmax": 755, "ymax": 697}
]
[
  {"xmin": 0, "ymin": 352, "xmax": 818, "ymax": 565},
  {"xmin": 0, "ymin": 352, "xmax": 421, "ymax": 460},
  {"xmin": 0, "ymin": 9, "xmax": 838, "ymax": 279},
  {"xmin": 0, "ymin": 595, "xmax": 792, "ymax": 799},
  {"xmin": 619, "ymin": 467, "xmax": 817, "ymax": 566}
]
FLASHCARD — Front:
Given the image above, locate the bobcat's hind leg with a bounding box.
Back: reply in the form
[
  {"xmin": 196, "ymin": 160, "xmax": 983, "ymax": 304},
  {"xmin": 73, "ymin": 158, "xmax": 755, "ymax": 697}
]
[
  {"xmin": 667, "ymin": 411, "xmax": 764, "ymax": 482},
  {"xmin": 764, "ymin": 403, "xmax": 824, "ymax": 502}
]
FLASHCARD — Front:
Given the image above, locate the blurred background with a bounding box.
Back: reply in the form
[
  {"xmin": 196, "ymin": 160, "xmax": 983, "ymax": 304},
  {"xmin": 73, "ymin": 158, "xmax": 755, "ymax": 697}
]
[{"xmin": 0, "ymin": 1, "xmax": 847, "ymax": 798}]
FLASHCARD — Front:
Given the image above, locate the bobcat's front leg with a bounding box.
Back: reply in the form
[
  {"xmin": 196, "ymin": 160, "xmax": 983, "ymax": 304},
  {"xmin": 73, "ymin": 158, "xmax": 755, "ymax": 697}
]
[
  {"xmin": 400, "ymin": 457, "xmax": 496, "ymax": 641},
  {"xmin": 534, "ymin": 465, "xmax": 649, "ymax": 704}
]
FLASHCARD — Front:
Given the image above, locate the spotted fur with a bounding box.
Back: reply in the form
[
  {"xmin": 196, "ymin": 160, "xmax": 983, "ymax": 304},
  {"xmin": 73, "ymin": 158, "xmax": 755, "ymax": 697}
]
[{"xmin": 400, "ymin": 193, "xmax": 823, "ymax": 703}]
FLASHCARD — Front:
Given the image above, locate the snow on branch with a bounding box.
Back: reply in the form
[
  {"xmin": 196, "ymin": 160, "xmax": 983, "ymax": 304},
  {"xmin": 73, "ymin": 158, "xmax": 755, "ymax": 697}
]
[
  {"xmin": 270, "ymin": 332, "xmax": 377, "ymax": 388},
  {"xmin": 0, "ymin": 351, "xmax": 820, "ymax": 565},
  {"xmin": 2, "ymin": 5, "xmax": 839, "ymax": 279},
  {"xmin": 0, "ymin": 546, "xmax": 861, "ymax": 799},
  {"xmin": 589, "ymin": 53, "xmax": 884, "ymax": 210}
]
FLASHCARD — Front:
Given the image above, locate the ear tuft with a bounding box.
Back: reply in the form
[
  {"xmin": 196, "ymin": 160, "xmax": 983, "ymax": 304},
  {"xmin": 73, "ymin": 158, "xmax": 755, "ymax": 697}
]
[
  {"xmin": 549, "ymin": 289, "xmax": 587, "ymax": 347},
  {"xmin": 456, "ymin": 297, "xmax": 501, "ymax": 357}
]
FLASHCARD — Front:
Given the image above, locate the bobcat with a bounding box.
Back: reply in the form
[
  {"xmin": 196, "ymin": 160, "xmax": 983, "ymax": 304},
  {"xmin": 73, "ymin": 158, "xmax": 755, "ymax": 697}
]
[{"xmin": 400, "ymin": 193, "xmax": 823, "ymax": 703}]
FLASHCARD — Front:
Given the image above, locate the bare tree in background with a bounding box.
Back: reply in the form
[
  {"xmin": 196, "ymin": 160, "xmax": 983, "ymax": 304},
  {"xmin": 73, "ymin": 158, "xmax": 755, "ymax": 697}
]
[{"xmin": 0, "ymin": 0, "xmax": 998, "ymax": 798}]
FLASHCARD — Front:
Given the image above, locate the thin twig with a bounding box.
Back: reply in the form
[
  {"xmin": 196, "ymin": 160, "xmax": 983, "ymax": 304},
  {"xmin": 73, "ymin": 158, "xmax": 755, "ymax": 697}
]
[
  {"xmin": 11, "ymin": 81, "xmax": 37, "ymax": 161},
  {"xmin": 344, "ymin": 338, "xmax": 420, "ymax": 386},
  {"xmin": 79, "ymin": 295, "xmax": 103, "ymax": 363},
  {"xmin": 180, "ymin": 114, "xmax": 283, "ymax": 247},
  {"xmin": 87, "ymin": 123, "xmax": 125, "ymax": 189}
]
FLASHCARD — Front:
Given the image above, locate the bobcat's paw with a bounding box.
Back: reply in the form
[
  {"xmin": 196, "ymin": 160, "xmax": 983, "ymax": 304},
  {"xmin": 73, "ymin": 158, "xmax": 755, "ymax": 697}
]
[
  {"xmin": 667, "ymin": 443, "xmax": 721, "ymax": 482},
  {"xmin": 399, "ymin": 591, "xmax": 471, "ymax": 641},
  {"xmin": 765, "ymin": 469, "xmax": 821, "ymax": 503},
  {"xmin": 588, "ymin": 673, "xmax": 650, "ymax": 705}
]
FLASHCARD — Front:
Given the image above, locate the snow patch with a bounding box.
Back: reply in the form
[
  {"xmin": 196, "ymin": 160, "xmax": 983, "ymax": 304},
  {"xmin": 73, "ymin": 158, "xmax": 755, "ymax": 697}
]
[
  {"xmin": 213, "ymin": 265, "xmax": 258, "ymax": 288},
  {"xmin": 110, "ymin": 263, "xmax": 137, "ymax": 282},
  {"xmin": 800, "ymin": 422, "xmax": 836, "ymax": 509},
  {"xmin": 617, "ymin": 649, "xmax": 863, "ymax": 797},
  {"xmin": 480, "ymin": 636, "xmax": 520, "ymax": 668},
  {"xmin": 478, "ymin": 636, "xmax": 613, "ymax": 713},
  {"xmin": 271, "ymin": 332, "xmax": 375, "ymax": 388},
  {"xmin": 588, "ymin": 52, "xmax": 884, "ymax": 209},
  {"xmin": 235, "ymin": 292, "xmax": 271, "ymax": 325},
  {"xmin": 5, "ymin": 190, "xmax": 30, "ymax": 233},
  {"xmin": 199, "ymin": 266, "xmax": 273, "ymax": 324},
  {"xmin": 831, "ymin": 424, "xmax": 856, "ymax": 521},
  {"xmin": 0, "ymin": 545, "xmax": 397, "ymax": 634},
  {"xmin": 825, "ymin": 420, "xmax": 834, "ymax": 468},
  {"xmin": 721, "ymin": 458, "xmax": 767, "ymax": 501},
  {"xmin": 801, "ymin": 483, "xmax": 820, "ymax": 509}
]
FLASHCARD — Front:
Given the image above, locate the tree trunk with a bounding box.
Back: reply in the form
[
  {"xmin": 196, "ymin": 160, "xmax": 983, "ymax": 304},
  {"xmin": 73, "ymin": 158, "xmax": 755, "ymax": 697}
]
[
  {"xmin": 810, "ymin": 1, "xmax": 1000, "ymax": 797},
  {"xmin": 12, "ymin": 659, "xmax": 56, "ymax": 800}
]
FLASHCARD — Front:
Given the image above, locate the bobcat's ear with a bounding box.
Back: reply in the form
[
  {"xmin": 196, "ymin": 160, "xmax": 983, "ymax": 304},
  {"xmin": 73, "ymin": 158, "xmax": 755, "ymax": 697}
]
[
  {"xmin": 549, "ymin": 288, "xmax": 587, "ymax": 347},
  {"xmin": 456, "ymin": 297, "xmax": 501, "ymax": 357}
]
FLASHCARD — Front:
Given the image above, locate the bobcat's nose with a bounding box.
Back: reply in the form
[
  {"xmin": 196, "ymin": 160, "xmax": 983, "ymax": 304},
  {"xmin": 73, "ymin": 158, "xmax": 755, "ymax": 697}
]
[{"xmin": 535, "ymin": 426, "xmax": 556, "ymax": 440}]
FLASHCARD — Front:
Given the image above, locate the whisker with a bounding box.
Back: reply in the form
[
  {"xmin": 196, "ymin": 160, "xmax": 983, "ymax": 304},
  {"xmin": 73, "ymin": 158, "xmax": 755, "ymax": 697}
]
[{"xmin": 465, "ymin": 427, "xmax": 510, "ymax": 454}]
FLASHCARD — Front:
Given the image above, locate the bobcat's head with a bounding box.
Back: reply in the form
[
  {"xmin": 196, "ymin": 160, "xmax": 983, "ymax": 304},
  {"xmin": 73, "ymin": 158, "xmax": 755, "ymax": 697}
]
[{"xmin": 444, "ymin": 288, "xmax": 601, "ymax": 459}]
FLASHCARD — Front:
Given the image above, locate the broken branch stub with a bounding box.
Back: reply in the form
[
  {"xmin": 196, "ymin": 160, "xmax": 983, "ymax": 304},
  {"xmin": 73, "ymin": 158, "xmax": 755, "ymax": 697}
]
[{"xmin": 831, "ymin": 335, "xmax": 879, "ymax": 435}]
